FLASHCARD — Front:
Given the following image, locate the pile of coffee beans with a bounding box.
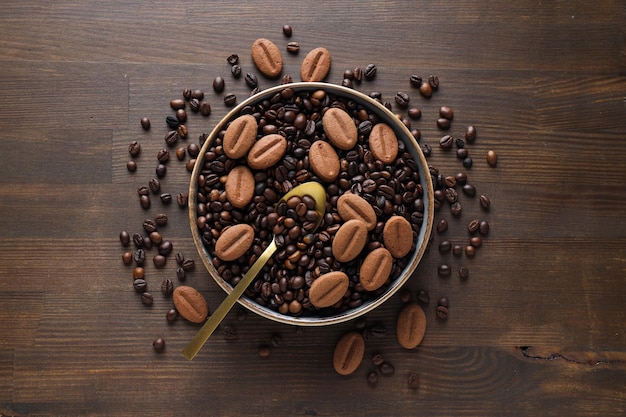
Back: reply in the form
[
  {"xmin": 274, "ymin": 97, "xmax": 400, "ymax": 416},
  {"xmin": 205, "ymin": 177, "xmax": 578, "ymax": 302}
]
[
  {"xmin": 118, "ymin": 25, "xmax": 497, "ymax": 388},
  {"xmin": 193, "ymin": 87, "xmax": 426, "ymax": 317}
]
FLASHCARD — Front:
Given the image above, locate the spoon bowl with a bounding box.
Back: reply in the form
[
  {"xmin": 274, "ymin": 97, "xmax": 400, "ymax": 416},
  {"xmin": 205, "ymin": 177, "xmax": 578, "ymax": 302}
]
[{"xmin": 182, "ymin": 182, "xmax": 326, "ymax": 360}]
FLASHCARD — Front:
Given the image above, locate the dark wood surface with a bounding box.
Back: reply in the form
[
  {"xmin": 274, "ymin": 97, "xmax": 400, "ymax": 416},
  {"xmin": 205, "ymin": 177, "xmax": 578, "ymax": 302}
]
[{"xmin": 1, "ymin": 1, "xmax": 625, "ymax": 416}]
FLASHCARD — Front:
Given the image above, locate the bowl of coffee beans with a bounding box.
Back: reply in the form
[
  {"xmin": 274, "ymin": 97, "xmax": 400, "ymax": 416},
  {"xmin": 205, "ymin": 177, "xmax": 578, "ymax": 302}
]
[{"xmin": 189, "ymin": 82, "xmax": 434, "ymax": 326}]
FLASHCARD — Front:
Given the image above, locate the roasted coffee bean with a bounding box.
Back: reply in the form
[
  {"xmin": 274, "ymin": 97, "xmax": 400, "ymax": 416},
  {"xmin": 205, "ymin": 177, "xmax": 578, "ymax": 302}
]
[
  {"xmin": 367, "ymin": 371, "xmax": 379, "ymax": 386},
  {"xmin": 428, "ymin": 74, "xmax": 439, "ymax": 89},
  {"xmin": 166, "ymin": 308, "xmax": 178, "ymax": 322},
  {"xmin": 228, "ymin": 63, "xmax": 241, "ymax": 78},
  {"xmin": 212, "ymin": 77, "xmax": 225, "ymax": 94},
  {"xmin": 128, "ymin": 141, "xmax": 141, "ymax": 157},
  {"xmin": 437, "ymin": 117, "xmax": 451, "ymax": 130},
  {"xmin": 176, "ymin": 267, "xmax": 186, "ymax": 281},
  {"xmin": 352, "ymin": 66, "xmax": 363, "ymax": 82},
  {"xmin": 468, "ymin": 219, "xmax": 480, "ymax": 233},
  {"xmin": 286, "ymin": 41, "xmax": 300, "ymax": 54},
  {"xmin": 479, "ymin": 220, "xmax": 490, "ymax": 235},
  {"xmin": 182, "ymin": 258, "xmax": 195, "ymax": 271},
  {"xmin": 456, "ymin": 171, "xmax": 468, "ymax": 184},
  {"xmin": 409, "ymin": 74, "xmax": 422, "ymax": 88},
  {"xmin": 140, "ymin": 117, "xmax": 150, "ymax": 130},
  {"xmin": 224, "ymin": 93, "xmax": 237, "ymax": 107},
  {"xmin": 152, "ymin": 338, "xmax": 165, "ymax": 352},
  {"xmin": 161, "ymin": 278, "xmax": 174, "ymax": 296},
  {"xmin": 244, "ymin": 72, "xmax": 258, "ymax": 89},
  {"xmin": 364, "ymin": 63, "xmax": 377, "ymax": 80},
  {"xmin": 164, "ymin": 130, "xmax": 179, "ymax": 147},
  {"xmin": 141, "ymin": 292, "xmax": 154, "ymax": 306},
  {"xmin": 227, "ymin": 53, "xmax": 239, "ymax": 65},
  {"xmin": 438, "ymin": 264, "xmax": 451, "ymax": 276},
  {"xmin": 176, "ymin": 124, "xmax": 188, "ymax": 139},
  {"xmin": 122, "ymin": 251, "xmax": 133, "ymax": 265},
  {"xmin": 165, "ymin": 115, "xmax": 179, "ymax": 129},
  {"xmin": 465, "ymin": 245, "xmax": 476, "ymax": 257},
  {"xmin": 120, "ymin": 230, "xmax": 130, "ymax": 247},
  {"xmin": 222, "ymin": 325, "xmax": 238, "ymax": 340},
  {"xmin": 149, "ymin": 231, "xmax": 162, "ymax": 245},
  {"xmin": 459, "ymin": 266, "xmax": 469, "ymax": 280},
  {"xmin": 258, "ymin": 345, "xmax": 271, "ymax": 358},
  {"xmin": 479, "ymin": 194, "xmax": 491, "ymax": 210},
  {"xmin": 176, "ymin": 192, "xmax": 188, "ymax": 208},
  {"xmin": 465, "ymin": 125, "xmax": 477, "ymax": 143},
  {"xmin": 155, "ymin": 164, "xmax": 166, "ymax": 179},
  {"xmin": 395, "ymin": 91, "xmax": 410, "ymax": 108},
  {"xmin": 282, "ymin": 24, "xmax": 293, "ymax": 37},
  {"xmin": 437, "ymin": 219, "xmax": 448, "ymax": 233},
  {"xmin": 417, "ymin": 289, "xmax": 430, "ymax": 305},
  {"xmin": 153, "ymin": 254, "xmax": 166, "ymax": 268},
  {"xmin": 463, "ymin": 157, "xmax": 473, "ymax": 169},
  {"xmin": 452, "ymin": 245, "xmax": 463, "ymax": 257},
  {"xmin": 182, "ymin": 88, "xmax": 192, "ymax": 100},
  {"xmin": 470, "ymin": 236, "xmax": 482, "ymax": 248},
  {"xmin": 438, "ymin": 297, "xmax": 449, "ymax": 308},
  {"xmin": 439, "ymin": 106, "xmax": 454, "ymax": 120},
  {"xmin": 158, "ymin": 240, "xmax": 173, "ymax": 256},
  {"xmin": 408, "ymin": 372, "xmax": 420, "ymax": 390},
  {"xmin": 155, "ymin": 213, "xmax": 168, "ymax": 227},
  {"xmin": 187, "ymin": 143, "xmax": 200, "ymax": 158},
  {"xmin": 456, "ymin": 148, "xmax": 469, "ymax": 159},
  {"xmin": 189, "ymin": 98, "xmax": 200, "ymax": 112},
  {"xmin": 270, "ymin": 334, "xmax": 282, "ymax": 347},
  {"xmin": 450, "ymin": 201, "xmax": 462, "ymax": 217},
  {"xmin": 421, "ymin": 143, "xmax": 432, "ymax": 157},
  {"xmin": 132, "ymin": 233, "xmax": 144, "ymax": 248},
  {"xmin": 486, "ymin": 150, "xmax": 498, "ymax": 167},
  {"xmin": 157, "ymin": 149, "xmax": 170, "ymax": 164},
  {"xmin": 126, "ymin": 161, "xmax": 137, "ymax": 172},
  {"xmin": 142, "ymin": 219, "xmax": 158, "ymax": 233},
  {"xmin": 436, "ymin": 305, "xmax": 449, "ymax": 319},
  {"xmin": 372, "ymin": 352, "xmax": 385, "ymax": 366},
  {"xmin": 439, "ymin": 135, "xmax": 454, "ymax": 149},
  {"xmin": 160, "ymin": 193, "xmax": 172, "ymax": 204},
  {"xmin": 379, "ymin": 362, "xmax": 395, "ymax": 376},
  {"xmin": 462, "ymin": 183, "xmax": 476, "ymax": 197},
  {"xmin": 419, "ymin": 82, "xmax": 432, "ymax": 98},
  {"xmin": 199, "ymin": 101, "xmax": 211, "ymax": 117},
  {"xmin": 133, "ymin": 278, "xmax": 147, "ymax": 293},
  {"xmin": 175, "ymin": 108, "xmax": 187, "ymax": 123},
  {"xmin": 438, "ymin": 240, "xmax": 451, "ymax": 253},
  {"xmin": 148, "ymin": 178, "xmax": 161, "ymax": 193},
  {"xmin": 408, "ymin": 107, "xmax": 421, "ymax": 120}
]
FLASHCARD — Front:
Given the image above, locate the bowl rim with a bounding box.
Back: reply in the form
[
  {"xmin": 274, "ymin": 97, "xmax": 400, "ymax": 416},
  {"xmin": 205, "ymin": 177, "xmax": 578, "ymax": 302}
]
[{"xmin": 188, "ymin": 81, "xmax": 434, "ymax": 326}]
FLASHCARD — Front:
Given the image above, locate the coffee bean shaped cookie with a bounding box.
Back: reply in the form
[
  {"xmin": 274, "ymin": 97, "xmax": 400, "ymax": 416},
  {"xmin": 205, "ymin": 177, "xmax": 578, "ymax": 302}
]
[
  {"xmin": 322, "ymin": 107, "xmax": 357, "ymax": 150},
  {"xmin": 333, "ymin": 331, "xmax": 365, "ymax": 375},
  {"xmin": 173, "ymin": 286, "xmax": 209, "ymax": 323},
  {"xmin": 214, "ymin": 223, "xmax": 255, "ymax": 262},
  {"xmin": 251, "ymin": 38, "xmax": 283, "ymax": 78},
  {"xmin": 383, "ymin": 215, "xmax": 413, "ymax": 258},
  {"xmin": 396, "ymin": 302, "xmax": 426, "ymax": 349},
  {"xmin": 359, "ymin": 247, "xmax": 393, "ymax": 291},
  {"xmin": 247, "ymin": 133, "xmax": 287, "ymax": 169},
  {"xmin": 309, "ymin": 140, "xmax": 340, "ymax": 182},
  {"xmin": 332, "ymin": 219, "xmax": 368, "ymax": 262},
  {"xmin": 300, "ymin": 47, "xmax": 331, "ymax": 82},
  {"xmin": 223, "ymin": 114, "xmax": 258, "ymax": 159},
  {"xmin": 225, "ymin": 165, "xmax": 255, "ymax": 209},
  {"xmin": 309, "ymin": 271, "xmax": 349, "ymax": 308},
  {"xmin": 337, "ymin": 192, "xmax": 376, "ymax": 231},
  {"xmin": 369, "ymin": 122, "xmax": 398, "ymax": 164}
]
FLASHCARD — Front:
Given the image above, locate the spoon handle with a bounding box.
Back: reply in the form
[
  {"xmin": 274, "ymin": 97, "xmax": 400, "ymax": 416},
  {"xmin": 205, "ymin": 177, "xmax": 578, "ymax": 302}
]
[{"xmin": 182, "ymin": 239, "xmax": 278, "ymax": 360}]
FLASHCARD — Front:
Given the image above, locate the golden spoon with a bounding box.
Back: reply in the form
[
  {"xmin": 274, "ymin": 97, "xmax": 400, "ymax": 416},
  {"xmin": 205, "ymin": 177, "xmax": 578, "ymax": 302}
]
[{"xmin": 182, "ymin": 181, "xmax": 327, "ymax": 360}]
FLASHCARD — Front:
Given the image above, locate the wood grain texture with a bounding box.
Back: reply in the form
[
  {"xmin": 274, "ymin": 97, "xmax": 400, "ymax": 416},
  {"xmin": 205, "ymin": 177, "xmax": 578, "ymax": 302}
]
[{"xmin": 0, "ymin": 1, "xmax": 625, "ymax": 416}]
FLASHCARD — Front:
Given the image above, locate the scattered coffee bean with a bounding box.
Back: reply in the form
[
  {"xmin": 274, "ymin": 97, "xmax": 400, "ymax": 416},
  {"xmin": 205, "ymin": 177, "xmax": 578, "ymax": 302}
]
[
  {"xmin": 258, "ymin": 344, "xmax": 271, "ymax": 358},
  {"xmin": 282, "ymin": 24, "xmax": 293, "ymax": 37},
  {"xmin": 153, "ymin": 254, "xmax": 166, "ymax": 268},
  {"xmin": 438, "ymin": 264, "xmax": 451, "ymax": 277},
  {"xmin": 428, "ymin": 75, "xmax": 439, "ymax": 89},
  {"xmin": 122, "ymin": 251, "xmax": 133, "ymax": 265},
  {"xmin": 126, "ymin": 160, "xmax": 137, "ymax": 172},
  {"xmin": 244, "ymin": 72, "xmax": 258, "ymax": 89},
  {"xmin": 408, "ymin": 372, "xmax": 420, "ymax": 390},
  {"xmin": 395, "ymin": 91, "xmax": 410, "ymax": 107},
  {"xmin": 479, "ymin": 194, "xmax": 491, "ymax": 210},
  {"xmin": 165, "ymin": 115, "xmax": 179, "ymax": 129},
  {"xmin": 364, "ymin": 63, "xmax": 377, "ymax": 80},
  {"xmin": 164, "ymin": 130, "xmax": 179, "ymax": 147},
  {"xmin": 417, "ymin": 290, "xmax": 430, "ymax": 305},
  {"xmin": 176, "ymin": 267, "xmax": 186, "ymax": 281},
  {"xmin": 148, "ymin": 178, "xmax": 161, "ymax": 193},
  {"xmin": 231, "ymin": 64, "xmax": 242, "ymax": 78},
  {"xmin": 463, "ymin": 157, "xmax": 473, "ymax": 169},
  {"xmin": 465, "ymin": 245, "xmax": 476, "ymax": 257},
  {"xmin": 161, "ymin": 278, "xmax": 174, "ymax": 296},
  {"xmin": 464, "ymin": 125, "xmax": 477, "ymax": 143},
  {"xmin": 191, "ymin": 89, "xmax": 204, "ymax": 101},
  {"xmin": 468, "ymin": 219, "xmax": 480, "ymax": 233},
  {"xmin": 155, "ymin": 164, "xmax": 166, "ymax": 178},
  {"xmin": 419, "ymin": 82, "xmax": 432, "ymax": 98},
  {"xmin": 479, "ymin": 220, "xmax": 490, "ymax": 235},
  {"xmin": 409, "ymin": 74, "xmax": 422, "ymax": 88},
  {"xmin": 224, "ymin": 93, "xmax": 237, "ymax": 107},
  {"xmin": 486, "ymin": 150, "xmax": 498, "ymax": 167},
  {"xmin": 152, "ymin": 338, "xmax": 165, "ymax": 352},
  {"xmin": 222, "ymin": 325, "xmax": 238, "ymax": 340},
  {"xmin": 155, "ymin": 213, "xmax": 168, "ymax": 226},
  {"xmin": 140, "ymin": 117, "xmax": 151, "ymax": 130},
  {"xmin": 141, "ymin": 292, "xmax": 154, "ymax": 306},
  {"xmin": 139, "ymin": 195, "xmax": 150, "ymax": 210},
  {"xmin": 372, "ymin": 352, "xmax": 385, "ymax": 366},
  {"xmin": 439, "ymin": 106, "xmax": 454, "ymax": 120},
  {"xmin": 379, "ymin": 362, "xmax": 395, "ymax": 376},
  {"xmin": 128, "ymin": 141, "xmax": 141, "ymax": 157},
  {"xmin": 286, "ymin": 41, "xmax": 300, "ymax": 54},
  {"xmin": 166, "ymin": 308, "xmax": 178, "ymax": 323},
  {"xmin": 176, "ymin": 124, "xmax": 188, "ymax": 139},
  {"xmin": 227, "ymin": 53, "xmax": 239, "ymax": 65},
  {"xmin": 367, "ymin": 371, "xmax": 379, "ymax": 386},
  {"xmin": 408, "ymin": 107, "xmax": 421, "ymax": 120},
  {"xmin": 160, "ymin": 193, "xmax": 172, "ymax": 204},
  {"xmin": 452, "ymin": 245, "xmax": 463, "ymax": 257},
  {"xmin": 437, "ymin": 117, "xmax": 451, "ymax": 130},
  {"xmin": 133, "ymin": 278, "xmax": 147, "ymax": 293},
  {"xmin": 459, "ymin": 266, "xmax": 469, "ymax": 280}
]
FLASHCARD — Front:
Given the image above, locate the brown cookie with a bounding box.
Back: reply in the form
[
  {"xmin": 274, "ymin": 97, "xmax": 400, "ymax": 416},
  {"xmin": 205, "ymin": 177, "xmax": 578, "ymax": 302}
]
[
  {"xmin": 337, "ymin": 192, "xmax": 376, "ymax": 231},
  {"xmin": 322, "ymin": 107, "xmax": 357, "ymax": 150},
  {"xmin": 359, "ymin": 247, "xmax": 393, "ymax": 291},
  {"xmin": 309, "ymin": 271, "xmax": 349, "ymax": 308},
  {"xmin": 383, "ymin": 215, "xmax": 413, "ymax": 258},
  {"xmin": 214, "ymin": 223, "xmax": 255, "ymax": 262},
  {"xmin": 396, "ymin": 302, "xmax": 426, "ymax": 349},
  {"xmin": 223, "ymin": 114, "xmax": 258, "ymax": 159},
  {"xmin": 332, "ymin": 219, "xmax": 368, "ymax": 262},
  {"xmin": 369, "ymin": 122, "xmax": 399, "ymax": 164},
  {"xmin": 173, "ymin": 286, "xmax": 209, "ymax": 324},
  {"xmin": 300, "ymin": 47, "xmax": 331, "ymax": 82},
  {"xmin": 251, "ymin": 38, "xmax": 283, "ymax": 78},
  {"xmin": 309, "ymin": 140, "xmax": 340, "ymax": 182},
  {"xmin": 225, "ymin": 165, "xmax": 255, "ymax": 209},
  {"xmin": 247, "ymin": 133, "xmax": 287, "ymax": 169}
]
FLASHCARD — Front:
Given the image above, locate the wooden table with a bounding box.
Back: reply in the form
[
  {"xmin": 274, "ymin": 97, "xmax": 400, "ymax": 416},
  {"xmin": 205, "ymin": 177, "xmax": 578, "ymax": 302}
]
[{"xmin": 1, "ymin": 1, "xmax": 624, "ymax": 416}]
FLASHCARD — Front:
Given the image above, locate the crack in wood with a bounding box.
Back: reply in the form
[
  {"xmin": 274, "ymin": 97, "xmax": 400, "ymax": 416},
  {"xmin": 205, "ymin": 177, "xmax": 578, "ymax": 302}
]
[{"xmin": 517, "ymin": 346, "xmax": 626, "ymax": 366}]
